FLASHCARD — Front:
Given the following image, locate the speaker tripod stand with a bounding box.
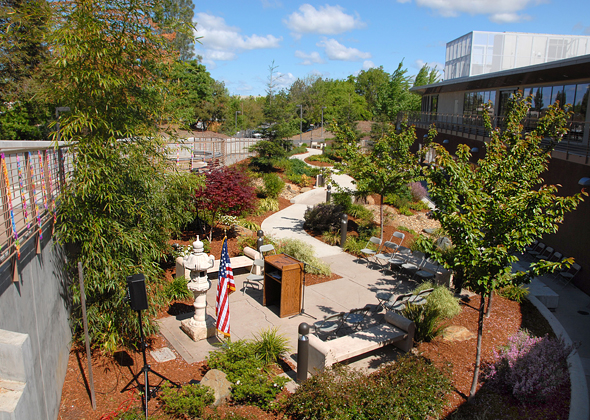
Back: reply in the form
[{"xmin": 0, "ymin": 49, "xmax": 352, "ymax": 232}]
[{"xmin": 121, "ymin": 310, "xmax": 179, "ymax": 418}]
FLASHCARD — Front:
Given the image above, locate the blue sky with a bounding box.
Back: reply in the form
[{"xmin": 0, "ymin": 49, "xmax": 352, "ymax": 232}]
[{"xmin": 192, "ymin": 1, "xmax": 590, "ymax": 96}]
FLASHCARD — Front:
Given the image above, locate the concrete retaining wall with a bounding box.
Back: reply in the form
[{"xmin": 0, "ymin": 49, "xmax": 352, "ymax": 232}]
[{"xmin": 0, "ymin": 223, "xmax": 71, "ymax": 420}]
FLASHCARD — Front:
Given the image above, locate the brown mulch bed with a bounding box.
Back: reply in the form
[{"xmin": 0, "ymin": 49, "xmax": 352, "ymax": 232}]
[{"xmin": 303, "ymin": 157, "xmax": 334, "ymax": 167}]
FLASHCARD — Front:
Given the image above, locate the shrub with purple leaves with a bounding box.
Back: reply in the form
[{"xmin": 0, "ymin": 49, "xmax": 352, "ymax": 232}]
[
  {"xmin": 485, "ymin": 330, "xmax": 575, "ymax": 403},
  {"xmin": 409, "ymin": 182, "xmax": 428, "ymax": 202}
]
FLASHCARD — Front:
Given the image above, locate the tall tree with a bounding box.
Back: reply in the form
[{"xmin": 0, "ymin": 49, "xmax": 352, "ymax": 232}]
[
  {"xmin": 375, "ymin": 62, "xmax": 414, "ymax": 122},
  {"xmin": 48, "ymin": 0, "xmax": 200, "ymax": 351},
  {"xmin": 422, "ymin": 93, "xmax": 585, "ymax": 401},
  {"xmin": 350, "ymin": 66, "xmax": 390, "ymax": 119},
  {"xmin": 333, "ymin": 122, "xmax": 420, "ymax": 239},
  {"xmin": 154, "ymin": 0, "xmax": 195, "ymax": 60},
  {"xmin": 0, "ymin": 0, "xmax": 51, "ymax": 139}
]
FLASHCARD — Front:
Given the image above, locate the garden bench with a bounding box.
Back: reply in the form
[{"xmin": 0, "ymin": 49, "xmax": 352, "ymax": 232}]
[
  {"xmin": 307, "ymin": 311, "xmax": 415, "ymax": 374},
  {"xmin": 176, "ymin": 246, "xmax": 259, "ymax": 279}
]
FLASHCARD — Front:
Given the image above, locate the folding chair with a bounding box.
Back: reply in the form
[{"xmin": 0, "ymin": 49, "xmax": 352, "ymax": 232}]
[
  {"xmin": 382, "ymin": 293, "xmax": 413, "ymax": 313},
  {"xmin": 401, "ymin": 251, "xmax": 425, "ymax": 278},
  {"xmin": 344, "ymin": 306, "xmax": 371, "ymax": 331},
  {"xmin": 535, "ymin": 246, "xmax": 554, "ymax": 261},
  {"xmin": 374, "ymin": 232, "xmax": 405, "ymax": 269},
  {"xmin": 389, "ymin": 246, "xmax": 412, "ymax": 273},
  {"xmin": 259, "ymin": 244, "xmax": 276, "ymax": 257},
  {"xmin": 243, "ymin": 259, "xmax": 264, "ymax": 294},
  {"xmin": 407, "ymin": 288, "xmax": 434, "ymax": 306},
  {"xmin": 414, "ymin": 258, "xmax": 439, "ymax": 282},
  {"xmin": 558, "ymin": 263, "xmax": 581, "ymax": 289},
  {"xmin": 360, "ymin": 236, "xmax": 382, "ymax": 267},
  {"xmin": 313, "ymin": 312, "xmax": 345, "ymax": 340},
  {"xmin": 527, "ymin": 242, "xmax": 545, "ymax": 259}
]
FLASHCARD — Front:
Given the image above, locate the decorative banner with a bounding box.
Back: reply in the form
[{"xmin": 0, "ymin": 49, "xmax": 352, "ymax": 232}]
[
  {"xmin": 28, "ymin": 152, "xmax": 42, "ymax": 240},
  {"xmin": 176, "ymin": 147, "xmax": 180, "ymax": 166},
  {"xmin": 2, "ymin": 153, "xmax": 20, "ymax": 259},
  {"xmin": 46, "ymin": 151, "xmax": 56, "ymax": 224},
  {"xmin": 38, "ymin": 150, "xmax": 48, "ymax": 211},
  {"xmin": 16, "ymin": 154, "xmax": 29, "ymax": 229}
]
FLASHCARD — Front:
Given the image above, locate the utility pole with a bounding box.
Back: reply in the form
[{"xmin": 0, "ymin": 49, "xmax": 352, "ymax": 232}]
[
  {"xmin": 321, "ymin": 106, "xmax": 326, "ymax": 139},
  {"xmin": 297, "ymin": 104, "xmax": 302, "ymax": 145}
]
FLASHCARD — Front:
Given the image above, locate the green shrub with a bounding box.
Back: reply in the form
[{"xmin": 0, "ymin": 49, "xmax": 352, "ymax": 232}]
[
  {"xmin": 256, "ymin": 197, "xmax": 279, "ymax": 214},
  {"xmin": 307, "ymin": 154, "xmax": 334, "ymax": 164},
  {"xmin": 253, "ymin": 327, "xmax": 290, "ymax": 365},
  {"xmin": 206, "ymin": 338, "xmax": 287, "ymax": 410},
  {"xmin": 415, "ymin": 282, "xmax": 462, "ymax": 320},
  {"xmin": 384, "ymin": 185, "xmax": 413, "ymax": 209},
  {"xmin": 163, "ymin": 276, "xmax": 192, "ymax": 301},
  {"xmin": 332, "ymin": 192, "xmax": 352, "ymax": 213},
  {"xmin": 272, "ymin": 238, "xmax": 331, "ymax": 276},
  {"xmin": 159, "ymin": 382, "xmax": 215, "ymax": 418},
  {"xmin": 285, "ymin": 157, "xmax": 319, "ymax": 177},
  {"xmin": 397, "ymin": 225, "xmax": 416, "ymax": 235},
  {"xmin": 282, "ymin": 355, "xmax": 451, "ymax": 419},
  {"xmin": 262, "ymin": 173, "xmax": 284, "ymax": 199},
  {"xmin": 357, "ymin": 220, "xmax": 379, "ymax": 241},
  {"xmin": 237, "ymin": 235, "xmax": 257, "ymax": 253},
  {"xmin": 288, "ymin": 145, "xmax": 308, "ymax": 156},
  {"xmin": 397, "ymin": 205, "xmax": 413, "ymax": 216},
  {"xmin": 303, "ymin": 203, "xmax": 343, "ymax": 233},
  {"xmin": 343, "ymin": 236, "xmax": 365, "ymax": 256},
  {"xmin": 203, "ymin": 410, "xmax": 250, "ymax": 420},
  {"xmin": 348, "ymin": 203, "xmax": 374, "ymax": 222},
  {"xmin": 322, "ymin": 230, "xmax": 340, "ymax": 246},
  {"xmin": 236, "ymin": 218, "xmax": 260, "ymax": 232},
  {"xmin": 409, "ymin": 200, "xmax": 430, "ymax": 211},
  {"xmin": 402, "ymin": 302, "xmax": 443, "ymax": 342},
  {"xmin": 497, "ymin": 284, "xmax": 530, "ymax": 303}
]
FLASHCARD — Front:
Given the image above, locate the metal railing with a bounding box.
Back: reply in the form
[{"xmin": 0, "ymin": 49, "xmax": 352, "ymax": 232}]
[
  {"xmin": 401, "ymin": 111, "xmax": 590, "ymax": 163},
  {"xmin": 0, "ymin": 142, "xmax": 73, "ymax": 273},
  {"xmin": 166, "ymin": 137, "xmax": 261, "ymax": 170}
]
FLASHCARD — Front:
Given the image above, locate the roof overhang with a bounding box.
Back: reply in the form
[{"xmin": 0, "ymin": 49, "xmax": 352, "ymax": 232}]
[{"xmin": 411, "ymin": 54, "xmax": 590, "ymax": 95}]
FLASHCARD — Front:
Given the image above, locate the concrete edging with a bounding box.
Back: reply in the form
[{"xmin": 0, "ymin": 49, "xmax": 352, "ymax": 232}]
[{"xmin": 526, "ymin": 294, "xmax": 589, "ymax": 420}]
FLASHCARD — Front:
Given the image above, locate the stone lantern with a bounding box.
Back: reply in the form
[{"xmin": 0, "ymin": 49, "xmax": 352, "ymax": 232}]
[{"xmin": 179, "ymin": 237, "xmax": 216, "ymax": 341}]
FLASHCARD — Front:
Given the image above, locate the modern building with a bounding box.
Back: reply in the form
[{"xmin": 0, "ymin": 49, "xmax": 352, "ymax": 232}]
[
  {"xmin": 409, "ymin": 37, "xmax": 590, "ymax": 294},
  {"xmin": 445, "ymin": 31, "xmax": 590, "ymax": 80}
]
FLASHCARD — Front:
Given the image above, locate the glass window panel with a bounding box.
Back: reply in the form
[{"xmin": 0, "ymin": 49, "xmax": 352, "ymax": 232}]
[
  {"xmin": 473, "ymin": 32, "xmax": 488, "ymax": 45},
  {"xmin": 562, "ymin": 84, "xmax": 577, "ymax": 108},
  {"xmin": 541, "ymin": 86, "xmax": 553, "ymax": 110},
  {"xmin": 573, "ymin": 84, "xmax": 589, "ymax": 120},
  {"xmin": 489, "ymin": 91, "xmax": 496, "ymax": 108}
]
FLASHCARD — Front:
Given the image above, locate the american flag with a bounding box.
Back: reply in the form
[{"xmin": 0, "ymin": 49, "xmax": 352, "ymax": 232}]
[{"xmin": 216, "ymin": 237, "xmax": 235, "ymax": 336}]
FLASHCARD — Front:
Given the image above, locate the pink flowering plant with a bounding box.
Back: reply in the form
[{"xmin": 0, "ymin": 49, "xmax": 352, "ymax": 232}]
[
  {"xmin": 409, "ymin": 181, "xmax": 427, "ymax": 201},
  {"xmin": 485, "ymin": 329, "xmax": 576, "ymax": 403}
]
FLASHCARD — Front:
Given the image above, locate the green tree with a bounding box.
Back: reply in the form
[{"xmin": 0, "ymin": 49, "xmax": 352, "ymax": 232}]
[
  {"xmin": 350, "ymin": 66, "xmax": 390, "ymax": 119},
  {"xmin": 154, "ymin": 0, "xmax": 195, "ymax": 60},
  {"xmin": 375, "ymin": 62, "xmax": 415, "ymax": 122},
  {"xmin": 48, "ymin": 0, "xmax": 200, "ymax": 351},
  {"xmin": 322, "ymin": 79, "xmax": 370, "ymax": 127},
  {"xmin": 0, "ymin": 0, "xmax": 52, "ymax": 139},
  {"xmin": 333, "ymin": 122, "xmax": 420, "ymax": 239},
  {"xmin": 422, "ymin": 92, "xmax": 585, "ymax": 400}
]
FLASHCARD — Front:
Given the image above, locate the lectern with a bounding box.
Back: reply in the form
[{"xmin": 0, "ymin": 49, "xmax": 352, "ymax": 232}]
[{"xmin": 263, "ymin": 254, "xmax": 303, "ymax": 318}]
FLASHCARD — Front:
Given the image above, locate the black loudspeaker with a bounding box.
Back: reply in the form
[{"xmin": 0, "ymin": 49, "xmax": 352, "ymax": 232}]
[{"xmin": 126, "ymin": 273, "xmax": 148, "ymax": 311}]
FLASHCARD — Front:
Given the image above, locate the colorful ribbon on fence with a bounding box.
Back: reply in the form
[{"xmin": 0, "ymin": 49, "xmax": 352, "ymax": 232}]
[
  {"xmin": 16, "ymin": 154, "xmax": 29, "ymax": 229},
  {"xmin": 28, "ymin": 152, "xmax": 42, "ymax": 240},
  {"xmin": 176, "ymin": 147, "xmax": 180, "ymax": 166},
  {"xmin": 1, "ymin": 153, "xmax": 20, "ymax": 259},
  {"xmin": 46, "ymin": 151, "xmax": 56, "ymax": 225},
  {"xmin": 38, "ymin": 150, "xmax": 48, "ymax": 212}
]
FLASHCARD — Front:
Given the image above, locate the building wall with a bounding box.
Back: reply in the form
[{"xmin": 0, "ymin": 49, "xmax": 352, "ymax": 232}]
[
  {"xmin": 0, "ymin": 223, "xmax": 71, "ymax": 420},
  {"xmin": 414, "ymin": 127, "xmax": 590, "ymax": 295}
]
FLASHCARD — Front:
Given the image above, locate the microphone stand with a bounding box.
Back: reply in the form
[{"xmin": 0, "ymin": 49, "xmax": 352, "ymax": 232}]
[{"xmin": 283, "ymin": 253, "xmax": 318, "ymax": 320}]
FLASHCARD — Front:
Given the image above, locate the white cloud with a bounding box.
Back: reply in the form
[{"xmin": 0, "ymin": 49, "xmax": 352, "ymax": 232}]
[
  {"xmin": 317, "ymin": 38, "xmax": 371, "ymax": 61},
  {"xmin": 295, "ymin": 50, "xmax": 325, "ymax": 65},
  {"xmin": 235, "ymin": 81, "xmax": 253, "ymax": 93},
  {"xmin": 275, "ymin": 72, "xmax": 297, "ymax": 89},
  {"xmin": 194, "ymin": 13, "xmax": 282, "ymax": 63},
  {"xmin": 401, "ymin": 0, "xmax": 535, "ymax": 23},
  {"xmin": 362, "ymin": 60, "xmax": 375, "ymax": 70},
  {"xmin": 284, "ymin": 4, "xmax": 365, "ymax": 37}
]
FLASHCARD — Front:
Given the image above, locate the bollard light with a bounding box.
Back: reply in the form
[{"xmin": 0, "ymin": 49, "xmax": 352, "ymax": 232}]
[
  {"xmin": 340, "ymin": 214, "xmax": 348, "ymax": 247},
  {"xmin": 297, "ymin": 323, "xmax": 310, "ymax": 383},
  {"xmin": 326, "ymin": 184, "xmax": 331, "ymax": 203},
  {"xmin": 257, "ymin": 230, "xmax": 264, "ymax": 252}
]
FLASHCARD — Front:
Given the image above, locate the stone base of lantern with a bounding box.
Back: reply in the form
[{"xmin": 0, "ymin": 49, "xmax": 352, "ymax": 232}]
[{"xmin": 181, "ymin": 315, "xmax": 216, "ymax": 341}]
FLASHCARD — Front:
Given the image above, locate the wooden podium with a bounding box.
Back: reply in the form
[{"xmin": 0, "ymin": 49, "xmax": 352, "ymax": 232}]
[{"xmin": 263, "ymin": 254, "xmax": 303, "ymax": 318}]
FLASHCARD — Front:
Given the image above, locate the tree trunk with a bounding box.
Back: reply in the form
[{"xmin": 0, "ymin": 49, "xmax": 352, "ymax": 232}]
[
  {"xmin": 379, "ymin": 194, "xmax": 384, "ymax": 241},
  {"xmin": 468, "ymin": 294, "xmax": 486, "ymax": 402},
  {"xmin": 485, "ymin": 291, "xmax": 493, "ymax": 318}
]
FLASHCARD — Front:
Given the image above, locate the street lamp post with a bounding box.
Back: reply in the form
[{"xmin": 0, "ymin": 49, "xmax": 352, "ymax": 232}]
[
  {"xmin": 235, "ymin": 111, "xmax": 241, "ymax": 132},
  {"xmin": 321, "ymin": 106, "xmax": 326, "ymax": 139},
  {"xmin": 296, "ymin": 105, "xmax": 302, "ymax": 145}
]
